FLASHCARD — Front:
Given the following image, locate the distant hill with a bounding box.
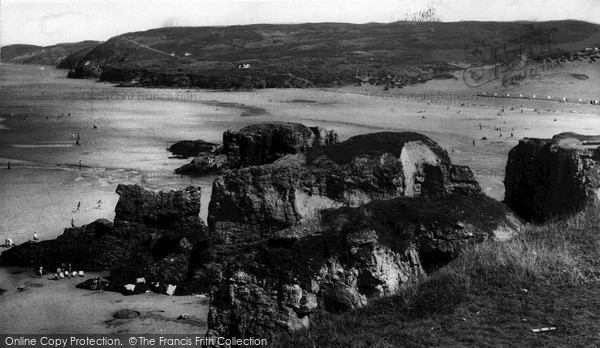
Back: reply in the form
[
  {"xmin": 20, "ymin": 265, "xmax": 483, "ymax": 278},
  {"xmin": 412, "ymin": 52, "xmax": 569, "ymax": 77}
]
[
  {"xmin": 16, "ymin": 20, "xmax": 600, "ymax": 89},
  {"xmin": 1, "ymin": 41, "xmax": 100, "ymax": 67}
]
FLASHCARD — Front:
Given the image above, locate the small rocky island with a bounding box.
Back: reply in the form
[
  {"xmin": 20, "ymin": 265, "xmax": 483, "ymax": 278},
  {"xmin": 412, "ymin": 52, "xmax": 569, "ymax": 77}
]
[{"xmin": 1, "ymin": 122, "xmax": 532, "ymax": 340}]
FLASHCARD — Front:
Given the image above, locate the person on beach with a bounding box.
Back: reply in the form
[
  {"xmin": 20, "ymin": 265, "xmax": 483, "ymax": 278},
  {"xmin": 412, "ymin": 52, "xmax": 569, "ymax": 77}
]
[
  {"xmin": 7, "ymin": 162, "xmax": 10, "ymax": 170},
  {"xmin": 93, "ymin": 124, "xmax": 97, "ymax": 129},
  {"xmin": 77, "ymin": 133, "xmax": 80, "ymax": 140},
  {"xmin": 472, "ymin": 140, "xmax": 475, "ymax": 146},
  {"xmin": 37, "ymin": 266, "xmax": 43, "ymax": 277},
  {"xmin": 79, "ymin": 160, "xmax": 82, "ymax": 170},
  {"xmin": 75, "ymin": 139, "xmax": 80, "ymax": 146},
  {"xmin": 71, "ymin": 218, "xmax": 75, "ymax": 227}
]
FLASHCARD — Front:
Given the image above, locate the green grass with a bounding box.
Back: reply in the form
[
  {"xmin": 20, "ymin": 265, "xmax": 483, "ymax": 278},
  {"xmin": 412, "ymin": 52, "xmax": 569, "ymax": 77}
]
[{"xmin": 271, "ymin": 206, "xmax": 600, "ymax": 347}]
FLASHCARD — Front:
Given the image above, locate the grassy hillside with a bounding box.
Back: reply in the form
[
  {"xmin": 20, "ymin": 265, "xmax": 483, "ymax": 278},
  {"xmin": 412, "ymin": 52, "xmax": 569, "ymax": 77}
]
[
  {"xmin": 272, "ymin": 206, "xmax": 600, "ymax": 347},
  {"xmin": 63, "ymin": 20, "xmax": 600, "ymax": 89},
  {"xmin": 1, "ymin": 41, "xmax": 100, "ymax": 66}
]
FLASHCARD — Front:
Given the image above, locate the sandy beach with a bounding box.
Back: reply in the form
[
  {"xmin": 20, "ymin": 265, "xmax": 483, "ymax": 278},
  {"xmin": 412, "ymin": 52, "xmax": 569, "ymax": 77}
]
[{"xmin": 0, "ymin": 267, "xmax": 208, "ymax": 334}]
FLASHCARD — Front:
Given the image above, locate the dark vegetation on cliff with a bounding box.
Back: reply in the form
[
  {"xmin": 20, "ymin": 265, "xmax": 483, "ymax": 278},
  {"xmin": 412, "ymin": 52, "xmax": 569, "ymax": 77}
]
[
  {"xmin": 1, "ymin": 41, "xmax": 100, "ymax": 66},
  {"xmin": 53, "ymin": 20, "xmax": 600, "ymax": 89},
  {"xmin": 273, "ymin": 206, "xmax": 600, "ymax": 347},
  {"xmin": 306, "ymin": 132, "xmax": 448, "ymax": 165}
]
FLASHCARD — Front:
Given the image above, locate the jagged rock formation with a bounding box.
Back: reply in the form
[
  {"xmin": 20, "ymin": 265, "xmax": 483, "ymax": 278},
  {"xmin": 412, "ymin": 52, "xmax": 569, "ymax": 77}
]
[
  {"xmin": 167, "ymin": 140, "xmax": 219, "ymax": 159},
  {"xmin": 114, "ymin": 184, "xmax": 204, "ymax": 234},
  {"xmin": 207, "ymin": 193, "xmax": 522, "ymax": 338},
  {"xmin": 221, "ymin": 122, "xmax": 338, "ymax": 167},
  {"xmin": 504, "ymin": 132, "xmax": 600, "ymax": 222},
  {"xmin": 1, "ymin": 185, "xmax": 207, "ymax": 294},
  {"xmin": 200, "ymin": 130, "xmax": 524, "ymax": 340},
  {"xmin": 208, "ymin": 132, "xmax": 481, "ymax": 244},
  {"xmin": 0, "ymin": 219, "xmax": 125, "ymax": 270},
  {"xmin": 0, "ymin": 123, "xmax": 526, "ymax": 341},
  {"xmin": 174, "ymin": 122, "xmax": 338, "ymax": 175}
]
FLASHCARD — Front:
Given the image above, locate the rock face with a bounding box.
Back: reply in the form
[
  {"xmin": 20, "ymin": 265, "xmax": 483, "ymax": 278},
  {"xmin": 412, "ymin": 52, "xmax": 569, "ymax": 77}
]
[
  {"xmin": 114, "ymin": 184, "xmax": 203, "ymax": 230},
  {"xmin": 174, "ymin": 122, "xmax": 338, "ymax": 175},
  {"xmin": 208, "ymin": 132, "xmax": 481, "ymax": 244},
  {"xmin": 1, "ymin": 185, "xmax": 208, "ymax": 294},
  {"xmin": 221, "ymin": 122, "xmax": 338, "ymax": 168},
  {"xmin": 0, "ymin": 219, "xmax": 125, "ymax": 271},
  {"xmin": 203, "ymin": 130, "xmax": 522, "ymax": 340},
  {"xmin": 167, "ymin": 140, "xmax": 219, "ymax": 159},
  {"xmin": 504, "ymin": 132, "xmax": 600, "ymax": 222},
  {"xmin": 207, "ymin": 193, "xmax": 522, "ymax": 339}
]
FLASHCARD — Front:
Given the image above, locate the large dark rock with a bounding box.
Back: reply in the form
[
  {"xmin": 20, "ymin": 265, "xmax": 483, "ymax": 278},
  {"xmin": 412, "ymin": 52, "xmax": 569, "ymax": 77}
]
[
  {"xmin": 208, "ymin": 132, "xmax": 481, "ymax": 244},
  {"xmin": 115, "ymin": 184, "xmax": 202, "ymax": 226},
  {"xmin": 167, "ymin": 140, "xmax": 219, "ymax": 158},
  {"xmin": 207, "ymin": 193, "xmax": 522, "ymax": 339},
  {"xmin": 222, "ymin": 122, "xmax": 338, "ymax": 168},
  {"xmin": 504, "ymin": 132, "xmax": 600, "ymax": 222},
  {"xmin": 174, "ymin": 122, "xmax": 338, "ymax": 175},
  {"xmin": 1, "ymin": 185, "xmax": 207, "ymax": 296},
  {"xmin": 0, "ymin": 219, "xmax": 126, "ymax": 270}
]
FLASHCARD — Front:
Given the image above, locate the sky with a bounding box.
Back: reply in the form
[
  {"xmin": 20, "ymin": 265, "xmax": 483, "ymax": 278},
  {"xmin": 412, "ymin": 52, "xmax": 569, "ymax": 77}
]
[{"xmin": 1, "ymin": 0, "xmax": 600, "ymax": 46}]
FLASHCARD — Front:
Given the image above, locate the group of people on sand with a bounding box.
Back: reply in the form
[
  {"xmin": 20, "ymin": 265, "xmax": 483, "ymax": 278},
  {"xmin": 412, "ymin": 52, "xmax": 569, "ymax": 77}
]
[{"xmin": 51, "ymin": 262, "xmax": 85, "ymax": 280}]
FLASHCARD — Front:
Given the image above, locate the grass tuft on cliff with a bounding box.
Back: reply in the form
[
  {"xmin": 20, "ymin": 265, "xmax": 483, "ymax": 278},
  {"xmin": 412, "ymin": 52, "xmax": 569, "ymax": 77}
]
[{"xmin": 272, "ymin": 206, "xmax": 600, "ymax": 347}]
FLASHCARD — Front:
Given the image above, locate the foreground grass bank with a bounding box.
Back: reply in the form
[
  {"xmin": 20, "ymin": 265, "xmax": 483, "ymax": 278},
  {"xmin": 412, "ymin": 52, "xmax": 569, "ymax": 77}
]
[{"xmin": 272, "ymin": 207, "xmax": 600, "ymax": 347}]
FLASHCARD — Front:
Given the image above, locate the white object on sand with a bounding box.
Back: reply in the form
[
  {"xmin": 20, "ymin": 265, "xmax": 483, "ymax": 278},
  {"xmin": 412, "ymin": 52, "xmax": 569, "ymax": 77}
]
[
  {"xmin": 532, "ymin": 327, "xmax": 556, "ymax": 333},
  {"xmin": 79, "ymin": 271, "xmax": 85, "ymax": 277},
  {"xmin": 136, "ymin": 277, "xmax": 146, "ymax": 284},
  {"xmin": 166, "ymin": 284, "xmax": 177, "ymax": 296},
  {"xmin": 124, "ymin": 284, "xmax": 136, "ymax": 292}
]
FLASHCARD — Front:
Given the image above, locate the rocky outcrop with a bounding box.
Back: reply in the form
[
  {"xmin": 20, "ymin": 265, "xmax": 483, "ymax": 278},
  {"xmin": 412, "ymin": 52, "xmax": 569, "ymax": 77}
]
[
  {"xmin": 504, "ymin": 132, "xmax": 600, "ymax": 222},
  {"xmin": 175, "ymin": 122, "xmax": 338, "ymax": 175},
  {"xmin": 1, "ymin": 185, "xmax": 208, "ymax": 295},
  {"xmin": 200, "ymin": 130, "xmax": 523, "ymax": 340},
  {"xmin": 221, "ymin": 122, "xmax": 338, "ymax": 168},
  {"xmin": 208, "ymin": 132, "xmax": 481, "ymax": 244},
  {"xmin": 114, "ymin": 184, "xmax": 203, "ymax": 228},
  {"xmin": 207, "ymin": 193, "xmax": 522, "ymax": 339},
  {"xmin": 0, "ymin": 219, "xmax": 125, "ymax": 270},
  {"xmin": 167, "ymin": 140, "xmax": 219, "ymax": 159}
]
